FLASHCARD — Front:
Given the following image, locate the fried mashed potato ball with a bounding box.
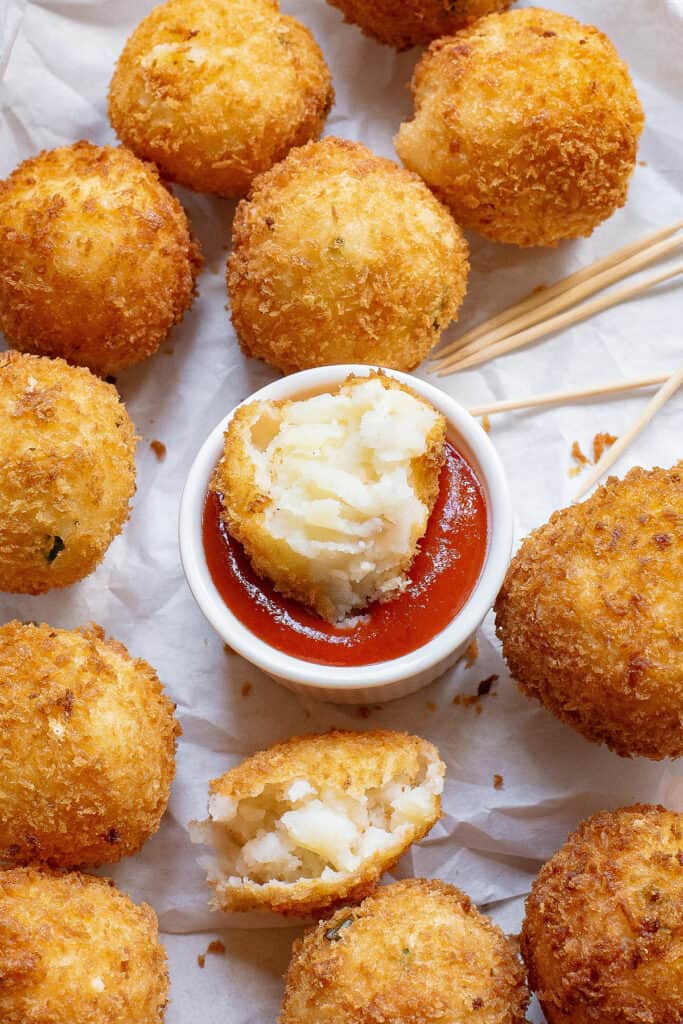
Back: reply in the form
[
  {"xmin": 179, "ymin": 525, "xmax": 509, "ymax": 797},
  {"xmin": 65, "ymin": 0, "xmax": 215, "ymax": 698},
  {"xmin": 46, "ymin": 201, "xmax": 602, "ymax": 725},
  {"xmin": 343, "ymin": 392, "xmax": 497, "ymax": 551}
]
[
  {"xmin": 0, "ymin": 352, "xmax": 137, "ymax": 594},
  {"xmin": 108, "ymin": 0, "xmax": 333, "ymax": 198},
  {"xmin": 395, "ymin": 8, "xmax": 644, "ymax": 247},
  {"xmin": 280, "ymin": 878, "xmax": 529, "ymax": 1023},
  {"xmin": 326, "ymin": 0, "xmax": 512, "ymax": 50},
  {"xmin": 522, "ymin": 805, "xmax": 683, "ymax": 1024},
  {"xmin": 190, "ymin": 730, "xmax": 445, "ymax": 915},
  {"xmin": 212, "ymin": 373, "xmax": 446, "ymax": 622},
  {"xmin": 0, "ymin": 621, "xmax": 180, "ymax": 867},
  {"xmin": 495, "ymin": 463, "xmax": 683, "ymax": 760},
  {"xmin": 0, "ymin": 867, "xmax": 168, "ymax": 1024},
  {"xmin": 228, "ymin": 137, "xmax": 469, "ymax": 373},
  {"xmin": 0, "ymin": 141, "xmax": 201, "ymax": 375}
]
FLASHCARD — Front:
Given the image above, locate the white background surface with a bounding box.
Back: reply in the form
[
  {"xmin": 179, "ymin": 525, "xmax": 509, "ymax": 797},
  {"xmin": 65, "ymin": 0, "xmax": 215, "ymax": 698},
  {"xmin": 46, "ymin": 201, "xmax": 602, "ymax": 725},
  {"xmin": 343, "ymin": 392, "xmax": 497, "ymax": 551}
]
[{"xmin": 1, "ymin": 1, "xmax": 682, "ymax": 1020}]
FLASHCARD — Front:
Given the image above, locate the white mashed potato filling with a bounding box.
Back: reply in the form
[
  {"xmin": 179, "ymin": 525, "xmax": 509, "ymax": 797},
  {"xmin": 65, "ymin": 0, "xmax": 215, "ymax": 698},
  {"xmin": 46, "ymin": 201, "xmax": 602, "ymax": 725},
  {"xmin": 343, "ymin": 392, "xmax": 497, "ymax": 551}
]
[
  {"xmin": 190, "ymin": 761, "xmax": 443, "ymax": 888},
  {"xmin": 241, "ymin": 376, "xmax": 443, "ymax": 621}
]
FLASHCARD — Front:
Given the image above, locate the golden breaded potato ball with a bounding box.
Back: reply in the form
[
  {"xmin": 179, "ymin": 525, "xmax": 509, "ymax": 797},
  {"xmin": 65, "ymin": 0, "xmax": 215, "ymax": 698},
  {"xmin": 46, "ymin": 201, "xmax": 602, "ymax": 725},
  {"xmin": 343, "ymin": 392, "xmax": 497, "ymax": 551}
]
[
  {"xmin": 0, "ymin": 621, "xmax": 180, "ymax": 867},
  {"xmin": 228, "ymin": 137, "xmax": 469, "ymax": 373},
  {"xmin": 327, "ymin": 0, "xmax": 513, "ymax": 49},
  {"xmin": 395, "ymin": 9, "xmax": 644, "ymax": 247},
  {"xmin": 495, "ymin": 463, "xmax": 683, "ymax": 760},
  {"xmin": 108, "ymin": 0, "xmax": 334, "ymax": 198},
  {"xmin": 522, "ymin": 805, "xmax": 683, "ymax": 1024},
  {"xmin": 0, "ymin": 867, "xmax": 168, "ymax": 1024},
  {"xmin": 0, "ymin": 141, "xmax": 201, "ymax": 375},
  {"xmin": 0, "ymin": 352, "xmax": 137, "ymax": 594},
  {"xmin": 280, "ymin": 879, "xmax": 529, "ymax": 1023},
  {"xmin": 190, "ymin": 730, "xmax": 445, "ymax": 915}
]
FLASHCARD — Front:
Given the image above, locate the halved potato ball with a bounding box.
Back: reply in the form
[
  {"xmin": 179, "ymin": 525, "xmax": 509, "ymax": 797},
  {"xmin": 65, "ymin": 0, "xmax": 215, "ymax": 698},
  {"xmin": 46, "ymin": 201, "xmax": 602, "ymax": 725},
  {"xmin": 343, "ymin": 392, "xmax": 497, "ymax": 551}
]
[
  {"xmin": 326, "ymin": 0, "xmax": 513, "ymax": 50},
  {"xmin": 522, "ymin": 805, "xmax": 683, "ymax": 1024},
  {"xmin": 0, "ymin": 621, "xmax": 180, "ymax": 867},
  {"xmin": 280, "ymin": 879, "xmax": 529, "ymax": 1023},
  {"xmin": 228, "ymin": 137, "xmax": 469, "ymax": 373},
  {"xmin": 395, "ymin": 8, "xmax": 644, "ymax": 246},
  {"xmin": 0, "ymin": 351, "xmax": 137, "ymax": 594},
  {"xmin": 495, "ymin": 463, "xmax": 683, "ymax": 760},
  {"xmin": 108, "ymin": 0, "xmax": 334, "ymax": 198},
  {"xmin": 190, "ymin": 730, "xmax": 445, "ymax": 915},
  {"xmin": 0, "ymin": 141, "xmax": 201, "ymax": 375},
  {"xmin": 0, "ymin": 867, "xmax": 168, "ymax": 1024}
]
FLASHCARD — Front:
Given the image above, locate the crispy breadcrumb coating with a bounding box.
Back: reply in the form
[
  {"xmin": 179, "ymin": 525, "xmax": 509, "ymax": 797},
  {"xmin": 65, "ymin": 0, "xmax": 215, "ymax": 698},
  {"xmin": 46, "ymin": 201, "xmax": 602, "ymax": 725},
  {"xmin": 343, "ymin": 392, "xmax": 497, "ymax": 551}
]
[
  {"xmin": 190, "ymin": 730, "xmax": 444, "ymax": 915},
  {"xmin": 0, "ymin": 141, "xmax": 201, "ymax": 375},
  {"xmin": 495, "ymin": 463, "xmax": 683, "ymax": 760},
  {"xmin": 108, "ymin": 0, "xmax": 333, "ymax": 198},
  {"xmin": 0, "ymin": 621, "xmax": 180, "ymax": 867},
  {"xmin": 522, "ymin": 805, "xmax": 683, "ymax": 1024},
  {"xmin": 395, "ymin": 9, "xmax": 644, "ymax": 247},
  {"xmin": 280, "ymin": 878, "xmax": 529, "ymax": 1022},
  {"xmin": 327, "ymin": 0, "xmax": 512, "ymax": 49},
  {"xmin": 228, "ymin": 137, "xmax": 469, "ymax": 373},
  {"xmin": 0, "ymin": 867, "xmax": 168, "ymax": 1024},
  {"xmin": 212, "ymin": 373, "xmax": 446, "ymax": 622},
  {"xmin": 0, "ymin": 352, "xmax": 137, "ymax": 594}
]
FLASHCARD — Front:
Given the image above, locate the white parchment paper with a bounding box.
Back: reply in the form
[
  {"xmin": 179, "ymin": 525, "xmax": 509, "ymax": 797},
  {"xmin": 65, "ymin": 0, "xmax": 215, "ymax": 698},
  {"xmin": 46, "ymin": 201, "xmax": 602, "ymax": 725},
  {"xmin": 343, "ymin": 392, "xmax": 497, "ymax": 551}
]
[{"xmin": 1, "ymin": 1, "xmax": 683, "ymax": 1020}]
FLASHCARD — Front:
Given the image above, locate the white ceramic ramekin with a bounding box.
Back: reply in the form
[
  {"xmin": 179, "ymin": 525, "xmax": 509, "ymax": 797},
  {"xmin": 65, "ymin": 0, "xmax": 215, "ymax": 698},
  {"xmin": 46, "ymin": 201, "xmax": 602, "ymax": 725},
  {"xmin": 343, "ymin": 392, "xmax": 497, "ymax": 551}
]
[{"xmin": 179, "ymin": 365, "xmax": 512, "ymax": 704}]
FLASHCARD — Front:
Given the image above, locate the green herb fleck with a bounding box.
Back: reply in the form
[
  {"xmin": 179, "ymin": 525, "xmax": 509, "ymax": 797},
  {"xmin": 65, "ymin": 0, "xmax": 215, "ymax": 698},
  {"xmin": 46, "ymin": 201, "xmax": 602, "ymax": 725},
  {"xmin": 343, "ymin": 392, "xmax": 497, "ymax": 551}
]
[
  {"xmin": 46, "ymin": 536, "xmax": 65, "ymax": 563},
  {"xmin": 324, "ymin": 916, "xmax": 353, "ymax": 941}
]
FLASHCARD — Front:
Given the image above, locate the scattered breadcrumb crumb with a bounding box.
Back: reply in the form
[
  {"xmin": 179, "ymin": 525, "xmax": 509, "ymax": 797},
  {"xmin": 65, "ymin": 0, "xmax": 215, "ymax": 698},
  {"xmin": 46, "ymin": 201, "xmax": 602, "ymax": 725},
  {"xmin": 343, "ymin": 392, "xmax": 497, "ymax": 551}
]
[
  {"xmin": 639, "ymin": 160, "xmax": 648, "ymax": 166},
  {"xmin": 481, "ymin": 414, "xmax": 491, "ymax": 434},
  {"xmin": 493, "ymin": 773, "xmax": 504, "ymax": 790},
  {"xmin": 477, "ymin": 674, "xmax": 499, "ymax": 696},
  {"xmin": 592, "ymin": 431, "xmax": 617, "ymax": 463},
  {"xmin": 453, "ymin": 675, "xmax": 499, "ymax": 714},
  {"xmin": 464, "ymin": 638, "xmax": 479, "ymax": 667},
  {"xmin": 241, "ymin": 682, "xmax": 252, "ymax": 698},
  {"xmin": 197, "ymin": 939, "xmax": 226, "ymax": 968},
  {"xmin": 569, "ymin": 440, "xmax": 590, "ymax": 477},
  {"xmin": 426, "ymin": 701, "xmax": 436, "ymax": 712},
  {"xmin": 150, "ymin": 440, "xmax": 166, "ymax": 461},
  {"xmin": 357, "ymin": 704, "xmax": 383, "ymax": 719}
]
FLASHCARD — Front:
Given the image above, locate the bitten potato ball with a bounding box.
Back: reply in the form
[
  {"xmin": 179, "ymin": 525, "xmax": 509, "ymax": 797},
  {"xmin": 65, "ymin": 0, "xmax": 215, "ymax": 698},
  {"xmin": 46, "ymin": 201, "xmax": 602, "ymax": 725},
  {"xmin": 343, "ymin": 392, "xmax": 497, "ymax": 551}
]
[
  {"xmin": 0, "ymin": 141, "xmax": 201, "ymax": 375},
  {"xmin": 280, "ymin": 879, "xmax": 529, "ymax": 1023},
  {"xmin": 190, "ymin": 730, "xmax": 445, "ymax": 915},
  {"xmin": 495, "ymin": 463, "xmax": 683, "ymax": 760},
  {"xmin": 327, "ymin": 0, "xmax": 513, "ymax": 50},
  {"xmin": 109, "ymin": 0, "xmax": 334, "ymax": 198},
  {"xmin": 228, "ymin": 137, "xmax": 469, "ymax": 373},
  {"xmin": 0, "ymin": 621, "xmax": 180, "ymax": 867},
  {"xmin": 0, "ymin": 867, "xmax": 168, "ymax": 1024},
  {"xmin": 395, "ymin": 9, "xmax": 644, "ymax": 247},
  {"xmin": 0, "ymin": 352, "xmax": 137, "ymax": 594},
  {"xmin": 522, "ymin": 805, "xmax": 683, "ymax": 1024}
]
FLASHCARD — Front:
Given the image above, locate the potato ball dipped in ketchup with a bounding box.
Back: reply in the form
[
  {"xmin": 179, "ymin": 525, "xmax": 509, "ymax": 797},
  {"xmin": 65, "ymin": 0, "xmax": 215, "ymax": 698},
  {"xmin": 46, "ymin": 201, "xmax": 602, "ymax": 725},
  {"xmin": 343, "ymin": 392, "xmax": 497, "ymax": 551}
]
[{"xmin": 203, "ymin": 373, "xmax": 488, "ymax": 668}]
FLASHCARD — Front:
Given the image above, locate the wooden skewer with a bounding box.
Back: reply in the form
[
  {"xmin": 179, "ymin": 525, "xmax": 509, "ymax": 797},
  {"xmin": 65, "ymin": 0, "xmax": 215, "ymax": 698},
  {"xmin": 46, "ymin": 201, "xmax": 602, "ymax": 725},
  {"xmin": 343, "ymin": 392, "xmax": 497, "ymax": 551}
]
[
  {"xmin": 436, "ymin": 260, "xmax": 683, "ymax": 376},
  {"xmin": 467, "ymin": 374, "xmax": 670, "ymax": 417},
  {"xmin": 573, "ymin": 363, "xmax": 683, "ymax": 502},
  {"xmin": 431, "ymin": 219, "xmax": 683, "ymax": 362},
  {"xmin": 434, "ymin": 231, "xmax": 683, "ymax": 371}
]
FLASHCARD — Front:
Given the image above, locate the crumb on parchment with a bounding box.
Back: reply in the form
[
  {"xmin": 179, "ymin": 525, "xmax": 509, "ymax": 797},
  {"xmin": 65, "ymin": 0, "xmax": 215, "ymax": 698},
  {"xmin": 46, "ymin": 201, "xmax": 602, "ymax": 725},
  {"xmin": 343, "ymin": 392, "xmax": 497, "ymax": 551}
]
[
  {"xmin": 241, "ymin": 682, "xmax": 252, "ymax": 698},
  {"xmin": 197, "ymin": 939, "xmax": 226, "ymax": 968},
  {"xmin": 493, "ymin": 773, "xmax": 504, "ymax": 790},
  {"xmin": 150, "ymin": 439, "xmax": 166, "ymax": 461}
]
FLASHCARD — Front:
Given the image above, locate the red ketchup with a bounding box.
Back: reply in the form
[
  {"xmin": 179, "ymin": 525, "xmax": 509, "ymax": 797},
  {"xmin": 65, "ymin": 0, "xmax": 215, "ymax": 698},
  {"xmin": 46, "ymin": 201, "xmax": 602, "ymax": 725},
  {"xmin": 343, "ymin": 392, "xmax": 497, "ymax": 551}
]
[{"xmin": 202, "ymin": 440, "xmax": 487, "ymax": 667}]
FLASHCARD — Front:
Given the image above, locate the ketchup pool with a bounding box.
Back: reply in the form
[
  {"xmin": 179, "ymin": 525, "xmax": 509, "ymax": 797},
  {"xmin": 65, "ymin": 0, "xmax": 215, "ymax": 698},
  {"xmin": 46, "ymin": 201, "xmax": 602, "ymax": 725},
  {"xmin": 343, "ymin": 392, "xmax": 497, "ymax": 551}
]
[{"xmin": 202, "ymin": 440, "xmax": 488, "ymax": 667}]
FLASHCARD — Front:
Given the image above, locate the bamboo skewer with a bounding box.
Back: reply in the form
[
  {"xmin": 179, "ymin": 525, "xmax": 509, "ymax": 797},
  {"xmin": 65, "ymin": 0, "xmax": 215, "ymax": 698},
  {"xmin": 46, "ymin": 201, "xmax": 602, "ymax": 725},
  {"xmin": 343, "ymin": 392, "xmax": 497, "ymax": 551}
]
[
  {"xmin": 468, "ymin": 374, "xmax": 670, "ymax": 417},
  {"xmin": 434, "ymin": 231, "xmax": 683, "ymax": 372},
  {"xmin": 436, "ymin": 260, "xmax": 683, "ymax": 376},
  {"xmin": 573, "ymin": 363, "xmax": 683, "ymax": 502}
]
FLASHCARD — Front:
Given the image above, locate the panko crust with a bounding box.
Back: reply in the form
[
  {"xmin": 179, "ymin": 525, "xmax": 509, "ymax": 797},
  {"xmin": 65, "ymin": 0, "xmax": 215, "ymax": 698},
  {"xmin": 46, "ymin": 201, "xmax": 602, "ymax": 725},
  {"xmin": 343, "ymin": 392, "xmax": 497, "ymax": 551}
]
[
  {"xmin": 108, "ymin": 0, "xmax": 333, "ymax": 197},
  {"xmin": 211, "ymin": 372, "xmax": 446, "ymax": 621},
  {"xmin": 0, "ymin": 351, "xmax": 137, "ymax": 594},
  {"xmin": 395, "ymin": 9, "xmax": 644, "ymax": 247},
  {"xmin": 280, "ymin": 878, "xmax": 529, "ymax": 1023},
  {"xmin": 0, "ymin": 141, "xmax": 201, "ymax": 375},
  {"xmin": 327, "ymin": 0, "xmax": 512, "ymax": 50},
  {"xmin": 0, "ymin": 621, "xmax": 180, "ymax": 867},
  {"xmin": 0, "ymin": 867, "xmax": 168, "ymax": 1024},
  {"xmin": 228, "ymin": 137, "xmax": 469, "ymax": 373},
  {"xmin": 203, "ymin": 729, "xmax": 444, "ymax": 915},
  {"xmin": 495, "ymin": 463, "xmax": 683, "ymax": 760},
  {"xmin": 522, "ymin": 805, "xmax": 683, "ymax": 1024}
]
